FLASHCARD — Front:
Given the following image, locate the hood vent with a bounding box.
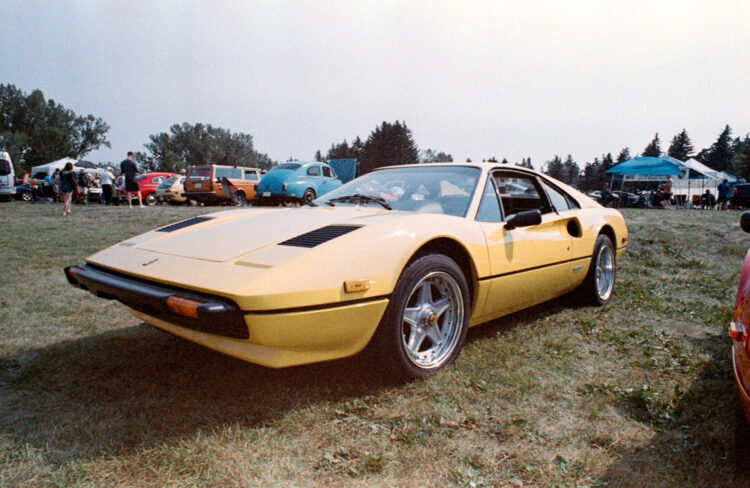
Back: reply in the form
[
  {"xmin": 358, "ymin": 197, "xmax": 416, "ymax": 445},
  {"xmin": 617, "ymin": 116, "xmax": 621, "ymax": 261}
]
[
  {"xmin": 279, "ymin": 225, "xmax": 363, "ymax": 248},
  {"xmin": 156, "ymin": 216, "xmax": 214, "ymax": 233}
]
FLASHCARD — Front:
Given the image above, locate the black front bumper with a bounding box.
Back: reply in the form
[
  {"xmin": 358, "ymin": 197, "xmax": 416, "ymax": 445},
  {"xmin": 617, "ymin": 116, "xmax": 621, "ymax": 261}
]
[{"xmin": 64, "ymin": 264, "xmax": 248, "ymax": 339}]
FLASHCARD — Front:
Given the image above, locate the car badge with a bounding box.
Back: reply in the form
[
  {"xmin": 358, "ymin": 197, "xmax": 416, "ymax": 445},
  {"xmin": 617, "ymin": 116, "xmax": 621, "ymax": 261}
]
[{"xmin": 142, "ymin": 258, "xmax": 159, "ymax": 266}]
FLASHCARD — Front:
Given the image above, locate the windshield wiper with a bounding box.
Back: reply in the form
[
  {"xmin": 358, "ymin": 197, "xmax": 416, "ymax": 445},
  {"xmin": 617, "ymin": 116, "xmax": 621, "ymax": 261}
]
[{"xmin": 326, "ymin": 194, "xmax": 392, "ymax": 210}]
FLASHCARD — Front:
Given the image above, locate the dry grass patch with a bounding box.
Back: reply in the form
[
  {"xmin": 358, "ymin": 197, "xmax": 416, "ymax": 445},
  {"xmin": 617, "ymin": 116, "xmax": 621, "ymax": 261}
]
[{"xmin": 1, "ymin": 202, "xmax": 748, "ymax": 487}]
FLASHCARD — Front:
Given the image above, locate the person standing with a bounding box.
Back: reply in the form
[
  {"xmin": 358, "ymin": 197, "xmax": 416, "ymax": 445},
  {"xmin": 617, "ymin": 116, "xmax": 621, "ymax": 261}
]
[
  {"xmin": 60, "ymin": 162, "xmax": 76, "ymax": 216},
  {"xmin": 120, "ymin": 151, "xmax": 142, "ymax": 208},
  {"xmin": 717, "ymin": 179, "xmax": 732, "ymax": 210},
  {"xmin": 51, "ymin": 168, "xmax": 61, "ymax": 203},
  {"xmin": 100, "ymin": 167, "xmax": 115, "ymax": 205}
]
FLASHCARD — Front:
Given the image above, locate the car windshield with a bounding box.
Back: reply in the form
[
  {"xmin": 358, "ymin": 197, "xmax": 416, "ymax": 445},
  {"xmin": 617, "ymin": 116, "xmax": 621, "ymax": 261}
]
[
  {"xmin": 187, "ymin": 167, "xmax": 211, "ymax": 180},
  {"xmin": 273, "ymin": 163, "xmax": 301, "ymax": 171},
  {"xmin": 157, "ymin": 177, "xmax": 178, "ymax": 189},
  {"xmin": 319, "ymin": 166, "xmax": 481, "ymax": 217}
]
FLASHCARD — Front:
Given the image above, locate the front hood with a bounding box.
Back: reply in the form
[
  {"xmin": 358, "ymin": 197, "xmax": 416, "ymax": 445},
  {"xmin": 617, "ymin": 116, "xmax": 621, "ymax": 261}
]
[{"xmin": 124, "ymin": 206, "xmax": 393, "ymax": 262}]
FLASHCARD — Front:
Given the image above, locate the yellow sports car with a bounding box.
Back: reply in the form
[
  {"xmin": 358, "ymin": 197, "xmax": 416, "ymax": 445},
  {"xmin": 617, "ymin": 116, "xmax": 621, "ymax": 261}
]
[{"xmin": 65, "ymin": 163, "xmax": 627, "ymax": 378}]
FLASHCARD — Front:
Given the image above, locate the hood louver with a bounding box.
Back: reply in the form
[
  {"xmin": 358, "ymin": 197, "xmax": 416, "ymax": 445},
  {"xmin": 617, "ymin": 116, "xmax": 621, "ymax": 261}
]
[
  {"xmin": 279, "ymin": 225, "xmax": 363, "ymax": 248},
  {"xmin": 156, "ymin": 216, "xmax": 214, "ymax": 233}
]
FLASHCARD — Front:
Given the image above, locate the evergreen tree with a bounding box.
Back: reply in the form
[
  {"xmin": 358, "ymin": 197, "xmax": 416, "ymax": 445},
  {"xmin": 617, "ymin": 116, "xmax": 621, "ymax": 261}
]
[
  {"xmin": 516, "ymin": 157, "xmax": 533, "ymax": 169},
  {"xmin": 616, "ymin": 147, "xmax": 631, "ymax": 163},
  {"xmin": 421, "ymin": 149, "xmax": 453, "ymax": 163},
  {"xmin": 642, "ymin": 133, "xmax": 661, "ymax": 157},
  {"xmin": 581, "ymin": 157, "xmax": 601, "ymax": 192},
  {"xmin": 702, "ymin": 125, "xmax": 733, "ymax": 172},
  {"xmin": 359, "ymin": 121, "xmax": 419, "ymax": 174},
  {"xmin": 667, "ymin": 129, "xmax": 694, "ymax": 161},
  {"xmin": 732, "ymin": 135, "xmax": 750, "ymax": 180},
  {"xmin": 543, "ymin": 155, "xmax": 565, "ymax": 181},
  {"xmin": 562, "ymin": 154, "xmax": 580, "ymax": 185},
  {"xmin": 314, "ymin": 149, "xmax": 323, "ymax": 162}
]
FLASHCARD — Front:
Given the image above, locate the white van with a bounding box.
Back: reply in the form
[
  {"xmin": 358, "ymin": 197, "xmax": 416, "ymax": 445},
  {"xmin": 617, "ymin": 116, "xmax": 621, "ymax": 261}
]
[{"xmin": 0, "ymin": 151, "xmax": 14, "ymax": 200}]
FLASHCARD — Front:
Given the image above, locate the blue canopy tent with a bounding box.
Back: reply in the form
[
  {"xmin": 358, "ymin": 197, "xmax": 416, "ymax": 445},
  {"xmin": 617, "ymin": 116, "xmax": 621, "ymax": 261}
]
[
  {"xmin": 606, "ymin": 156, "xmax": 685, "ymax": 176},
  {"xmin": 607, "ymin": 156, "xmax": 698, "ymax": 207}
]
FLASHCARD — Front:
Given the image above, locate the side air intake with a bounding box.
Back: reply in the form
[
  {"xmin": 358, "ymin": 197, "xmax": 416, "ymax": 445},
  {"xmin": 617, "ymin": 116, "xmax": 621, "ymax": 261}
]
[{"xmin": 279, "ymin": 225, "xmax": 363, "ymax": 248}]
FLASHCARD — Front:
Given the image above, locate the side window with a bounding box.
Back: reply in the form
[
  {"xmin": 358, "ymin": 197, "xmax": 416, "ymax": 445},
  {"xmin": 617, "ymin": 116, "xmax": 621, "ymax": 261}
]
[
  {"xmin": 216, "ymin": 167, "xmax": 242, "ymax": 179},
  {"xmin": 307, "ymin": 166, "xmax": 322, "ymax": 176},
  {"xmin": 493, "ymin": 173, "xmax": 551, "ymax": 219},
  {"xmin": 540, "ymin": 180, "xmax": 569, "ymax": 212},
  {"xmin": 322, "ymin": 166, "xmax": 333, "ymax": 178},
  {"xmin": 476, "ymin": 177, "xmax": 502, "ymax": 222},
  {"xmin": 244, "ymin": 171, "xmax": 259, "ymax": 181},
  {"xmin": 152, "ymin": 177, "xmax": 163, "ymax": 185}
]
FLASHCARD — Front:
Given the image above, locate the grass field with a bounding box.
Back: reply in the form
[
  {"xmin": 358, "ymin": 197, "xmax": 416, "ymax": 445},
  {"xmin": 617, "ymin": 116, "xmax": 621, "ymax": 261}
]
[{"xmin": 1, "ymin": 200, "xmax": 748, "ymax": 487}]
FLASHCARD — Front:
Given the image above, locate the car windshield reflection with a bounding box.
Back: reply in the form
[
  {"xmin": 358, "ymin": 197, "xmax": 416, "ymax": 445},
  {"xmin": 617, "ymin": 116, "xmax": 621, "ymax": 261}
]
[{"xmin": 319, "ymin": 166, "xmax": 481, "ymax": 217}]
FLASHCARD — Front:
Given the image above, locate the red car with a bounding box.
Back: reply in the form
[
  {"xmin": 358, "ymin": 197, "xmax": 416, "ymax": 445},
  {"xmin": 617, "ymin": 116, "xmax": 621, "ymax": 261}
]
[
  {"xmin": 730, "ymin": 212, "xmax": 750, "ymax": 423},
  {"xmin": 115, "ymin": 172, "xmax": 179, "ymax": 206}
]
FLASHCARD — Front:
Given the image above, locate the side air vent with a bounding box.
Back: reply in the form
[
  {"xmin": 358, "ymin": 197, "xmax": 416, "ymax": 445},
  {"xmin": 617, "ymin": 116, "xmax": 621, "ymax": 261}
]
[
  {"xmin": 156, "ymin": 216, "xmax": 214, "ymax": 233},
  {"xmin": 279, "ymin": 225, "xmax": 363, "ymax": 248}
]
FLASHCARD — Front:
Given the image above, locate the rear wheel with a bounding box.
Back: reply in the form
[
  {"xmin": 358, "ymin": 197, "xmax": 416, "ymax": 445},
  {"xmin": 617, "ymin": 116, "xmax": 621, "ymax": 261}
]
[
  {"xmin": 370, "ymin": 254, "xmax": 469, "ymax": 379},
  {"xmin": 302, "ymin": 188, "xmax": 316, "ymax": 205},
  {"xmin": 21, "ymin": 191, "xmax": 32, "ymax": 202},
  {"xmin": 577, "ymin": 234, "xmax": 616, "ymax": 306}
]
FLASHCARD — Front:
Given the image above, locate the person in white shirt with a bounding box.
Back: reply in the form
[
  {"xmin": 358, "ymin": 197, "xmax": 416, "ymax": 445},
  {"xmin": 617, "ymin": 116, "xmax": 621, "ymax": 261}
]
[{"xmin": 100, "ymin": 167, "xmax": 115, "ymax": 205}]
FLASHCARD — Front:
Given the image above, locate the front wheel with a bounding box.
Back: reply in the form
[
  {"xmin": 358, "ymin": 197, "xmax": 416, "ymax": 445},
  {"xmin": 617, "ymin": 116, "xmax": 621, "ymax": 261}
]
[
  {"xmin": 145, "ymin": 193, "xmax": 157, "ymax": 206},
  {"xmin": 370, "ymin": 254, "xmax": 470, "ymax": 379},
  {"xmin": 576, "ymin": 234, "xmax": 616, "ymax": 306},
  {"xmin": 231, "ymin": 190, "xmax": 247, "ymax": 206},
  {"xmin": 21, "ymin": 191, "xmax": 32, "ymax": 202}
]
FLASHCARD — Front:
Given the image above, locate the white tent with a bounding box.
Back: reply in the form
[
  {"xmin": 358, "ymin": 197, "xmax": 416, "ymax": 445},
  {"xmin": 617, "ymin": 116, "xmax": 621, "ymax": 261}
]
[
  {"xmin": 672, "ymin": 158, "xmax": 740, "ymax": 204},
  {"xmin": 29, "ymin": 158, "xmax": 103, "ymax": 179}
]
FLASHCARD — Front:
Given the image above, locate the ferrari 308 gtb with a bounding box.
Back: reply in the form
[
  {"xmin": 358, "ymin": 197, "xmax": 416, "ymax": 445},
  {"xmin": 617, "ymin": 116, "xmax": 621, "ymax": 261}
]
[{"xmin": 65, "ymin": 163, "xmax": 627, "ymax": 378}]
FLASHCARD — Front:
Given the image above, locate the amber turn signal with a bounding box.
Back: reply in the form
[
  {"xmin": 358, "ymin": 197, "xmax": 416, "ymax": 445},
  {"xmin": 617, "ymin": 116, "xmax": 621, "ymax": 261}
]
[
  {"xmin": 166, "ymin": 296, "xmax": 201, "ymax": 319},
  {"xmin": 344, "ymin": 280, "xmax": 371, "ymax": 293},
  {"xmin": 730, "ymin": 321, "xmax": 747, "ymax": 342}
]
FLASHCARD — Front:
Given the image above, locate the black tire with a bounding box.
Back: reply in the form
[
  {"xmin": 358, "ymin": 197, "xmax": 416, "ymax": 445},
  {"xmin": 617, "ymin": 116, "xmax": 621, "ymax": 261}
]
[
  {"xmin": 21, "ymin": 191, "xmax": 32, "ymax": 202},
  {"xmin": 369, "ymin": 253, "xmax": 470, "ymax": 380},
  {"xmin": 577, "ymin": 234, "xmax": 616, "ymax": 306},
  {"xmin": 232, "ymin": 190, "xmax": 247, "ymax": 206},
  {"xmin": 302, "ymin": 188, "xmax": 316, "ymax": 205},
  {"xmin": 145, "ymin": 193, "xmax": 157, "ymax": 206}
]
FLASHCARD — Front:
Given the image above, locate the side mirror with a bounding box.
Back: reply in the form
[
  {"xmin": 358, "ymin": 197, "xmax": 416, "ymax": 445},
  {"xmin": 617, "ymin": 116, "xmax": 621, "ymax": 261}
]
[
  {"xmin": 505, "ymin": 209, "xmax": 542, "ymax": 230},
  {"xmin": 741, "ymin": 211, "xmax": 750, "ymax": 233}
]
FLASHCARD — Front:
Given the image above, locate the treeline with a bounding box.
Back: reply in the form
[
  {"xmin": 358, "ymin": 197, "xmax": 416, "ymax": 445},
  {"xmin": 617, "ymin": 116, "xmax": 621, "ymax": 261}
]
[
  {"xmin": 0, "ymin": 84, "xmax": 110, "ymax": 172},
  {"xmin": 3, "ymin": 84, "xmax": 749, "ymax": 188},
  {"xmin": 543, "ymin": 127, "xmax": 750, "ymax": 191}
]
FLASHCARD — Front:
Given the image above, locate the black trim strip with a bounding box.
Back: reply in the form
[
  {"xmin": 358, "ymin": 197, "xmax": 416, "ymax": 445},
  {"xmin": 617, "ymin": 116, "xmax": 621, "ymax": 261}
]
[
  {"xmin": 244, "ymin": 294, "xmax": 391, "ymax": 315},
  {"xmin": 477, "ymin": 255, "xmax": 592, "ymax": 282}
]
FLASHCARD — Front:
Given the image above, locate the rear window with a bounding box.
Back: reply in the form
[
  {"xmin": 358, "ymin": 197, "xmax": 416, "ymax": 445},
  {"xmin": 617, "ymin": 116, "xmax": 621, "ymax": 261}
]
[
  {"xmin": 215, "ymin": 167, "xmax": 243, "ymax": 179},
  {"xmin": 0, "ymin": 160, "xmax": 10, "ymax": 176},
  {"xmin": 274, "ymin": 163, "xmax": 301, "ymax": 171},
  {"xmin": 188, "ymin": 167, "xmax": 212, "ymax": 180}
]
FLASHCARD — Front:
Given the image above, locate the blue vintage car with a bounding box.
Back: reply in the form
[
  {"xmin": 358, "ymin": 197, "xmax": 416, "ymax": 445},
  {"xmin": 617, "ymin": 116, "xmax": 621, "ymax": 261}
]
[{"xmin": 254, "ymin": 161, "xmax": 342, "ymax": 205}]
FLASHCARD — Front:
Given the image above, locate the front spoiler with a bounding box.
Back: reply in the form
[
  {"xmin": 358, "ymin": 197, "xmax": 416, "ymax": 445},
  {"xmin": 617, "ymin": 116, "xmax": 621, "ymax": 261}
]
[{"xmin": 64, "ymin": 264, "xmax": 248, "ymax": 339}]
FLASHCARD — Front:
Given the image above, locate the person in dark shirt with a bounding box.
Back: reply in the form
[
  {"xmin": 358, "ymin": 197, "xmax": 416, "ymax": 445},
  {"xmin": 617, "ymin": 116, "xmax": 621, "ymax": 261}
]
[
  {"xmin": 60, "ymin": 162, "xmax": 77, "ymax": 216},
  {"xmin": 120, "ymin": 151, "xmax": 142, "ymax": 208},
  {"xmin": 717, "ymin": 179, "xmax": 732, "ymax": 210}
]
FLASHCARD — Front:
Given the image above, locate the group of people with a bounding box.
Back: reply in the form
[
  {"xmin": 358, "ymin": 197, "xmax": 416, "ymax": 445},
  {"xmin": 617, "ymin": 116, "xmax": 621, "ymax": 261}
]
[
  {"xmin": 57, "ymin": 151, "xmax": 143, "ymax": 216},
  {"xmin": 600, "ymin": 175, "xmax": 735, "ymax": 210}
]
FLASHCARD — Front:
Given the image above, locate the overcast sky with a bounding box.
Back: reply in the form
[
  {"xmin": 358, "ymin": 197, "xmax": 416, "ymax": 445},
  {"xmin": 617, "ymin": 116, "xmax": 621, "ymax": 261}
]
[{"xmin": 2, "ymin": 0, "xmax": 749, "ymax": 169}]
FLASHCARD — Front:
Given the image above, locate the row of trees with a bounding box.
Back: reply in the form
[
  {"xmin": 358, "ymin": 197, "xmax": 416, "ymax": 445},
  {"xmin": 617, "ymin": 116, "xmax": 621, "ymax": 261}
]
[
  {"xmin": 0, "ymin": 84, "xmax": 111, "ymax": 173},
  {"xmin": 544, "ymin": 126, "xmax": 750, "ymax": 191},
  {"xmin": 139, "ymin": 123, "xmax": 273, "ymax": 173},
  {"xmin": 2, "ymin": 84, "xmax": 748, "ymax": 190}
]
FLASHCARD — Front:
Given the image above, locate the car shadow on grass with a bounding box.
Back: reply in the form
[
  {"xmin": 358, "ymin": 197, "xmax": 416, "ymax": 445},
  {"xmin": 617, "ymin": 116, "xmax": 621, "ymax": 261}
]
[
  {"xmin": 596, "ymin": 333, "xmax": 750, "ymax": 487},
  {"xmin": 0, "ymin": 323, "xmax": 399, "ymax": 465}
]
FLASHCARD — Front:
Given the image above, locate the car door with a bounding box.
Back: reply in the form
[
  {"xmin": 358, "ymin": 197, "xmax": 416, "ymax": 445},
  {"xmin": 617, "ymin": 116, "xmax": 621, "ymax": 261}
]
[
  {"xmin": 305, "ymin": 165, "xmax": 323, "ymax": 195},
  {"xmin": 475, "ymin": 170, "xmax": 575, "ymax": 320}
]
